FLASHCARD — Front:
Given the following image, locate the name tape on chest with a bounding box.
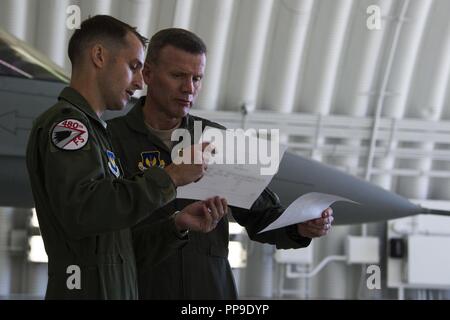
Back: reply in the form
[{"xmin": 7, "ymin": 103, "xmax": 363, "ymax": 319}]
[{"xmin": 51, "ymin": 119, "xmax": 88, "ymax": 150}]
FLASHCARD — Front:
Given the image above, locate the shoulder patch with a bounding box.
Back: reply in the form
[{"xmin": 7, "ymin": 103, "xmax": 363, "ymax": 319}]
[
  {"xmin": 106, "ymin": 150, "xmax": 121, "ymax": 178},
  {"xmin": 51, "ymin": 119, "xmax": 89, "ymax": 150}
]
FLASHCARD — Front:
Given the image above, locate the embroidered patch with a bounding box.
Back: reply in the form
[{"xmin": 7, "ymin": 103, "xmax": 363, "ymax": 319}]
[
  {"xmin": 51, "ymin": 119, "xmax": 89, "ymax": 150},
  {"xmin": 138, "ymin": 151, "xmax": 166, "ymax": 171},
  {"xmin": 106, "ymin": 150, "xmax": 120, "ymax": 178}
]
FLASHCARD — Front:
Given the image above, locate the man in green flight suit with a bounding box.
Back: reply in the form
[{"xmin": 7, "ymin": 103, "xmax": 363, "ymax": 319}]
[
  {"xmin": 108, "ymin": 28, "xmax": 334, "ymax": 299},
  {"xmin": 26, "ymin": 16, "xmax": 228, "ymax": 300}
]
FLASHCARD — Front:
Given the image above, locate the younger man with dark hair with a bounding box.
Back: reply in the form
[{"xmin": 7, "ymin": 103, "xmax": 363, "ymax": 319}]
[{"xmin": 27, "ymin": 16, "xmax": 227, "ymax": 300}]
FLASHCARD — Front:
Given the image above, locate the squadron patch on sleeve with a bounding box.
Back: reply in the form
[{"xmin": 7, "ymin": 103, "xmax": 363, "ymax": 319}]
[
  {"xmin": 51, "ymin": 119, "xmax": 89, "ymax": 150},
  {"xmin": 106, "ymin": 150, "xmax": 120, "ymax": 178}
]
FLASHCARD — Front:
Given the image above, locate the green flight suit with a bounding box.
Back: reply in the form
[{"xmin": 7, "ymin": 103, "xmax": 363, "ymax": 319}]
[
  {"xmin": 107, "ymin": 97, "xmax": 311, "ymax": 299},
  {"xmin": 26, "ymin": 87, "xmax": 186, "ymax": 300}
]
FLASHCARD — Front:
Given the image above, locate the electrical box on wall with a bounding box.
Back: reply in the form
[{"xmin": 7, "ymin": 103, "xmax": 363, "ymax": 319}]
[
  {"xmin": 388, "ymin": 213, "xmax": 450, "ymax": 290},
  {"xmin": 345, "ymin": 236, "xmax": 380, "ymax": 264},
  {"xmin": 406, "ymin": 235, "xmax": 450, "ymax": 286}
]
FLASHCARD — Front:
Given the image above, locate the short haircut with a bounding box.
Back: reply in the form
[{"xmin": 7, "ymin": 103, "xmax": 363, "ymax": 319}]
[
  {"xmin": 68, "ymin": 15, "xmax": 148, "ymax": 66},
  {"xmin": 146, "ymin": 28, "xmax": 207, "ymax": 64}
]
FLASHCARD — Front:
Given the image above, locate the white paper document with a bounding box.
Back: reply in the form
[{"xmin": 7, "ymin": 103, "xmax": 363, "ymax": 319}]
[
  {"xmin": 176, "ymin": 164, "xmax": 275, "ymax": 209},
  {"xmin": 258, "ymin": 192, "xmax": 359, "ymax": 233},
  {"xmin": 176, "ymin": 127, "xmax": 286, "ymax": 209}
]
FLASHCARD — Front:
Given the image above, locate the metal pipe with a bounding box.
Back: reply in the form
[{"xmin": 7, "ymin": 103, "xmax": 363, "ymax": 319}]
[
  {"xmin": 365, "ymin": 0, "xmax": 411, "ymax": 182},
  {"xmin": 286, "ymin": 255, "xmax": 347, "ymax": 279}
]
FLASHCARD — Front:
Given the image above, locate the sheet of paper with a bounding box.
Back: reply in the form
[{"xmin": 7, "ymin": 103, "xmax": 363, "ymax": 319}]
[
  {"xmin": 176, "ymin": 164, "xmax": 272, "ymax": 208},
  {"xmin": 176, "ymin": 127, "xmax": 286, "ymax": 209},
  {"xmin": 258, "ymin": 192, "xmax": 359, "ymax": 233}
]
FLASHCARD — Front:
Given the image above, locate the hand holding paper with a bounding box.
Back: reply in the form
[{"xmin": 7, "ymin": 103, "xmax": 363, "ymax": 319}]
[
  {"xmin": 176, "ymin": 126, "xmax": 287, "ymax": 209},
  {"xmin": 258, "ymin": 192, "xmax": 359, "ymax": 233}
]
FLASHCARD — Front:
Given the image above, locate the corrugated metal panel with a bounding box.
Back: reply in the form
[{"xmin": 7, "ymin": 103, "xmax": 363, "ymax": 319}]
[{"xmin": 2, "ymin": 2, "xmax": 450, "ymax": 198}]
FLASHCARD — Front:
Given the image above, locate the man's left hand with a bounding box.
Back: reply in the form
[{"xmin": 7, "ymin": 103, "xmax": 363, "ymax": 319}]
[{"xmin": 296, "ymin": 207, "xmax": 334, "ymax": 238}]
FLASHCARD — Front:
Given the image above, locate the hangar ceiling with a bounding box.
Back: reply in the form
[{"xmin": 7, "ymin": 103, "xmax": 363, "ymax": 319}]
[{"xmin": 1, "ymin": 0, "xmax": 450, "ymax": 204}]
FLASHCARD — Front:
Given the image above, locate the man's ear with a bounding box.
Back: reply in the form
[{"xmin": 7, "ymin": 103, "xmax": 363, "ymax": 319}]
[
  {"xmin": 91, "ymin": 44, "xmax": 107, "ymax": 68},
  {"xmin": 142, "ymin": 61, "xmax": 154, "ymax": 85}
]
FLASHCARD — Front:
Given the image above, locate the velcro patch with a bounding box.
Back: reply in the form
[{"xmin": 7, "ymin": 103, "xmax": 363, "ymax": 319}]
[
  {"xmin": 51, "ymin": 119, "xmax": 89, "ymax": 150},
  {"xmin": 106, "ymin": 150, "xmax": 120, "ymax": 178}
]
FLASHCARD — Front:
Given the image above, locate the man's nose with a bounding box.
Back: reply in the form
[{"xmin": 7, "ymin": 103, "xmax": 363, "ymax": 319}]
[
  {"xmin": 133, "ymin": 72, "xmax": 144, "ymax": 90},
  {"xmin": 182, "ymin": 78, "xmax": 194, "ymax": 94}
]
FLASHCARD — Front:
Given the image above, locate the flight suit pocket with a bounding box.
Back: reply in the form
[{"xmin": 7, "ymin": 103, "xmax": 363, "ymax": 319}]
[
  {"xmin": 80, "ymin": 265, "xmax": 101, "ymax": 299},
  {"xmin": 209, "ymin": 244, "xmax": 228, "ymax": 258},
  {"xmin": 94, "ymin": 253, "xmax": 130, "ymax": 299},
  {"xmin": 190, "ymin": 232, "xmax": 229, "ymax": 258}
]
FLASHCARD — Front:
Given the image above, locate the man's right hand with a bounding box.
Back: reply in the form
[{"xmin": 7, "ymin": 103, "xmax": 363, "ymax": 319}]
[
  {"xmin": 174, "ymin": 196, "xmax": 228, "ymax": 233},
  {"xmin": 165, "ymin": 142, "xmax": 209, "ymax": 187}
]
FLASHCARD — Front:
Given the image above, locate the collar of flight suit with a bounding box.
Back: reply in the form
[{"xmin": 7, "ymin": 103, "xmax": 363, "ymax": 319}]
[
  {"xmin": 58, "ymin": 87, "xmax": 108, "ymax": 130},
  {"xmin": 124, "ymin": 96, "xmax": 195, "ymax": 153}
]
